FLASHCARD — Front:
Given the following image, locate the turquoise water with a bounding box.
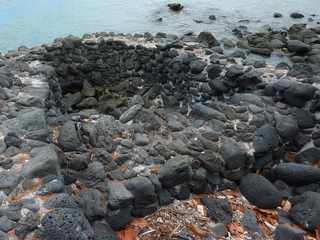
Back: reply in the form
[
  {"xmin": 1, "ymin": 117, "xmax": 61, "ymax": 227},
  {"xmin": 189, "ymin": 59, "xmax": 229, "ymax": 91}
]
[{"xmin": 0, "ymin": 0, "xmax": 319, "ymax": 52}]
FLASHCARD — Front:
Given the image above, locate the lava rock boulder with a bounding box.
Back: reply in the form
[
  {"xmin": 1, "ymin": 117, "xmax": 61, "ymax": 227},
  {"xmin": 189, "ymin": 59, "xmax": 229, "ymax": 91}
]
[{"xmin": 240, "ymin": 174, "xmax": 283, "ymax": 209}]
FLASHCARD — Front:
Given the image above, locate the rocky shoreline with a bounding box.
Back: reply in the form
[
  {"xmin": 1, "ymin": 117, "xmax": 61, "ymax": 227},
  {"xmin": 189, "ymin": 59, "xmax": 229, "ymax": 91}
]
[{"xmin": 0, "ymin": 22, "xmax": 320, "ymax": 239}]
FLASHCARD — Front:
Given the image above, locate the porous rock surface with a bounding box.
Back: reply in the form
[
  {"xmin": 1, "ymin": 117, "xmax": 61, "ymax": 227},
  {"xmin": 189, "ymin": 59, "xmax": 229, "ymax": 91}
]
[{"xmin": 0, "ymin": 25, "xmax": 320, "ymax": 238}]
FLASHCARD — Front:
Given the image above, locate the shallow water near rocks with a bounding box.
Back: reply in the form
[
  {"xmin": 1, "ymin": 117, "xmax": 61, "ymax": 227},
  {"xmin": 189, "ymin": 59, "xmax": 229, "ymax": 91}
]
[{"xmin": 0, "ymin": 0, "xmax": 320, "ymax": 52}]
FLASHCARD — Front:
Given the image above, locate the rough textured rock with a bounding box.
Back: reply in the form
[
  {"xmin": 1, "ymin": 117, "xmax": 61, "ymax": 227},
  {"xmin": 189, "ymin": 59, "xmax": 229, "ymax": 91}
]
[
  {"xmin": 197, "ymin": 32, "xmax": 219, "ymax": 47},
  {"xmin": 287, "ymin": 40, "xmax": 311, "ymax": 54},
  {"xmin": 58, "ymin": 121, "xmax": 82, "ymax": 151},
  {"xmin": 273, "ymin": 163, "xmax": 320, "ymax": 186},
  {"xmin": 40, "ymin": 208, "xmax": 94, "ymax": 240},
  {"xmin": 77, "ymin": 189, "xmax": 107, "ymax": 220},
  {"xmin": 107, "ymin": 181, "xmax": 134, "ymax": 210},
  {"xmin": 159, "ymin": 155, "xmax": 192, "ymax": 188},
  {"xmin": 21, "ymin": 144, "xmax": 61, "ymax": 178},
  {"xmin": 201, "ymin": 196, "xmax": 233, "ymax": 224},
  {"xmin": 274, "ymin": 224, "xmax": 305, "ymax": 240},
  {"xmin": 240, "ymin": 174, "xmax": 283, "ymax": 209},
  {"xmin": 290, "ymin": 191, "xmax": 320, "ymax": 231},
  {"xmin": 221, "ymin": 138, "xmax": 247, "ymax": 170}
]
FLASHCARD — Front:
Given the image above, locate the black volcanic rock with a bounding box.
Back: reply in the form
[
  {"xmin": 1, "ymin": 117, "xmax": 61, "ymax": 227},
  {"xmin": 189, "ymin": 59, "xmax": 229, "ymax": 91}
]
[{"xmin": 240, "ymin": 174, "xmax": 283, "ymax": 209}]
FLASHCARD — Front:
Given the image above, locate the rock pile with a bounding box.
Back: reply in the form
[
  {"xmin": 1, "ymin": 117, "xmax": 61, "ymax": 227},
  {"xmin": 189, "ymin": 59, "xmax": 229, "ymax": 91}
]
[{"xmin": 0, "ymin": 24, "xmax": 320, "ymax": 239}]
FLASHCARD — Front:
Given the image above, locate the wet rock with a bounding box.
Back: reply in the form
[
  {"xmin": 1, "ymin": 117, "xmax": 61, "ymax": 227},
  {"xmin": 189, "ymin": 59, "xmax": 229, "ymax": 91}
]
[
  {"xmin": 290, "ymin": 191, "xmax": 320, "ymax": 231},
  {"xmin": 40, "ymin": 208, "xmax": 94, "ymax": 240},
  {"xmin": 221, "ymin": 138, "xmax": 247, "ymax": 170},
  {"xmin": 290, "ymin": 12, "xmax": 305, "ymax": 19},
  {"xmin": 58, "ymin": 121, "xmax": 81, "ymax": 151},
  {"xmin": 296, "ymin": 142, "xmax": 320, "ymax": 164},
  {"xmin": 190, "ymin": 60, "xmax": 207, "ymax": 74},
  {"xmin": 201, "ymin": 196, "xmax": 233, "ymax": 224},
  {"xmin": 192, "ymin": 103, "xmax": 226, "ymax": 121},
  {"xmin": 44, "ymin": 193, "xmax": 78, "ymax": 209},
  {"xmin": 273, "ymin": 12, "xmax": 283, "ymax": 18},
  {"xmin": 240, "ymin": 174, "xmax": 283, "ymax": 209},
  {"xmin": 21, "ymin": 144, "xmax": 61, "ymax": 179},
  {"xmin": 92, "ymin": 221, "xmax": 117, "ymax": 240},
  {"xmin": 197, "ymin": 32, "xmax": 219, "ymax": 47},
  {"xmin": 77, "ymin": 189, "xmax": 107, "ymax": 220},
  {"xmin": 119, "ymin": 104, "xmax": 142, "ymax": 123},
  {"xmin": 273, "ymin": 163, "xmax": 320, "ymax": 186},
  {"xmin": 167, "ymin": 3, "xmax": 183, "ymax": 11},
  {"xmin": 159, "ymin": 155, "xmax": 192, "ymax": 188},
  {"xmin": 287, "ymin": 40, "xmax": 311, "ymax": 54},
  {"xmin": 209, "ymin": 15, "xmax": 216, "ymax": 20},
  {"xmin": 107, "ymin": 181, "xmax": 133, "ymax": 210},
  {"xmin": 275, "ymin": 112, "xmax": 299, "ymax": 140}
]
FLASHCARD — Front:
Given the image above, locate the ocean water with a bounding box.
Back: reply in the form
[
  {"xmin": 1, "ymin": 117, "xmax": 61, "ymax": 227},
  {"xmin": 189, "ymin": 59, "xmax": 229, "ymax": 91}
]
[{"xmin": 0, "ymin": 0, "xmax": 319, "ymax": 52}]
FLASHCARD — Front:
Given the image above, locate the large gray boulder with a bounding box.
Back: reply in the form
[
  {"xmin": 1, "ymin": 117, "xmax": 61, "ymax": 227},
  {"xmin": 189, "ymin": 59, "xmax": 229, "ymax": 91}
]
[
  {"xmin": 159, "ymin": 155, "xmax": 192, "ymax": 188},
  {"xmin": 21, "ymin": 144, "xmax": 62, "ymax": 178},
  {"xmin": 58, "ymin": 121, "xmax": 82, "ymax": 151}
]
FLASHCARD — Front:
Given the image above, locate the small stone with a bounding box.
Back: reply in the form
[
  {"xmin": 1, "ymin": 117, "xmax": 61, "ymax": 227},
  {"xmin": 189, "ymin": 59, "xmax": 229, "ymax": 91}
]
[
  {"xmin": 273, "ymin": 12, "xmax": 283, "ymax": 18},
  {"xmin": 167, "ymin": 3, "xmax": 183, "ymax": 11},
  {"xmin": 208, "ymin": 15, "xmax": 216, "ymax": 20},
  {"xmin": 290, "ymin": 12, "xmax": 304, "ymax": 19}
]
